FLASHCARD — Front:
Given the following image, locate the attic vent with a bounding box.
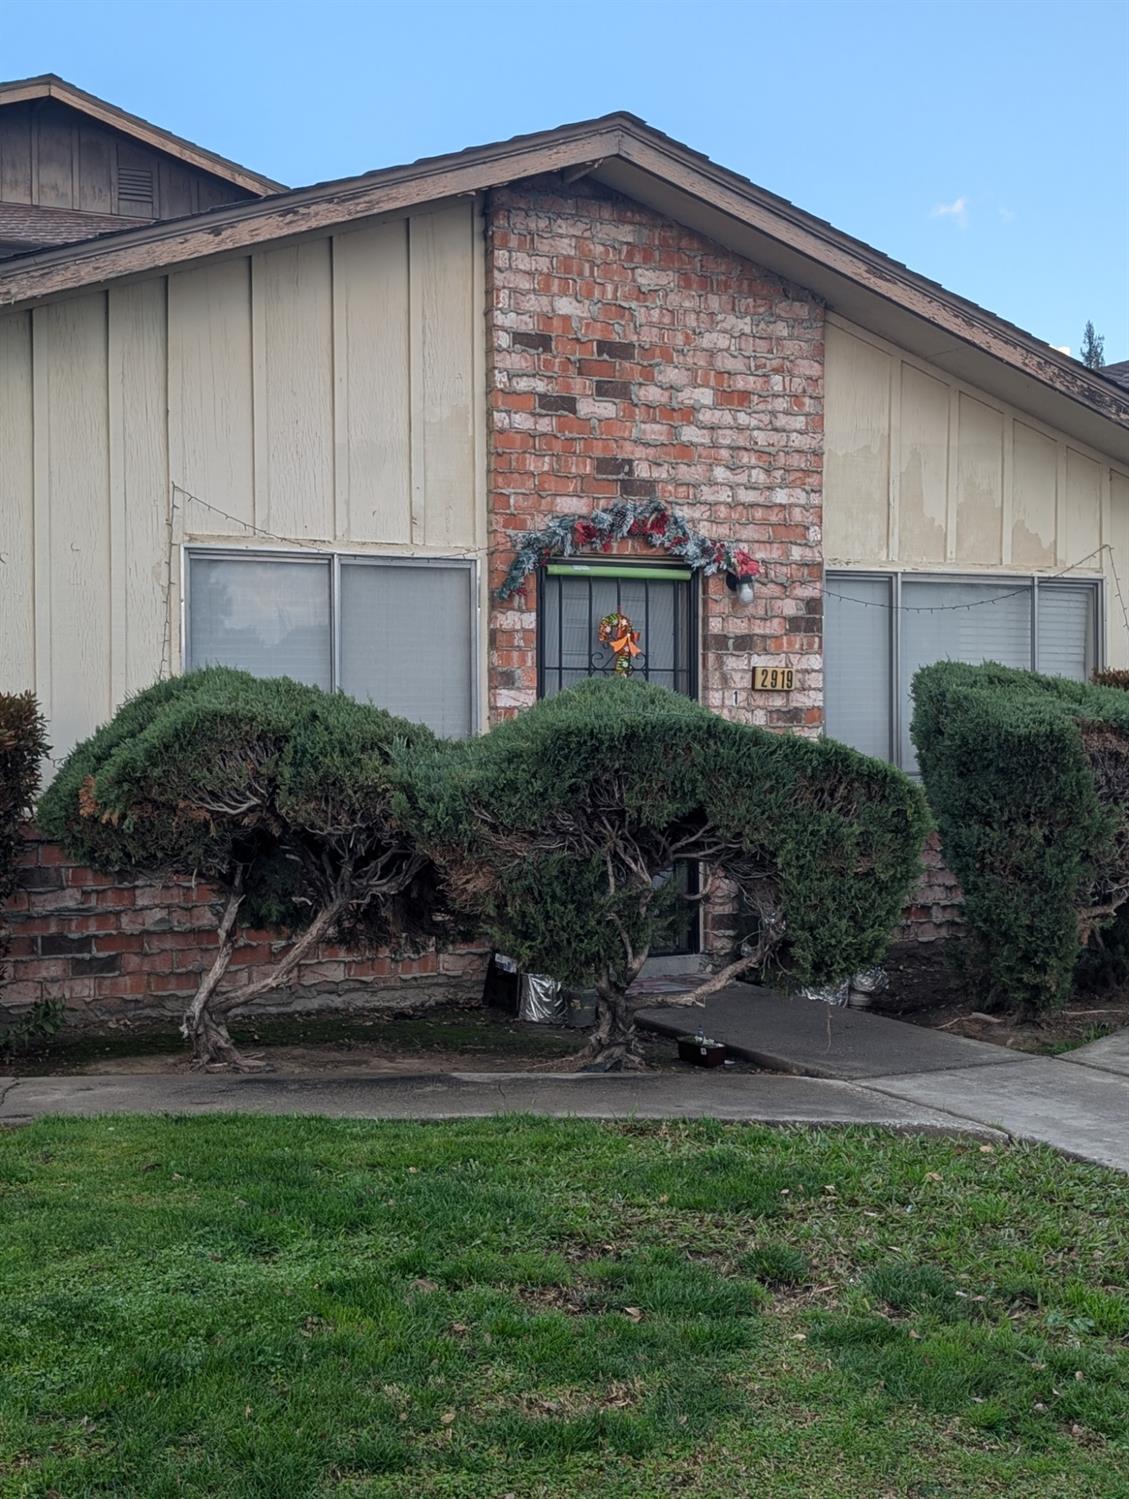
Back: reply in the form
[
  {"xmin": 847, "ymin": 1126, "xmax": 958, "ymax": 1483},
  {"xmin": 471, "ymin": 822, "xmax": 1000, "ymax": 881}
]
[{"xmin": 118, "ymin": 165, "xmax": 153, "ymax": 206}]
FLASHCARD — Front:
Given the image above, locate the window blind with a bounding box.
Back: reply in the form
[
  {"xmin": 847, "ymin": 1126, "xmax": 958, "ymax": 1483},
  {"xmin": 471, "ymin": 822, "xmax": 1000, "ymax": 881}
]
[
  {"xmin": 823, "ymin": 576, "xmax": 892, "ymax": 759},
  {"xmin": 823, "ymin": 571, "xmax": 1099, "ymax": 773},
  {"xmin": 187, "ymin": 555, "xmax": 332, "ymax": 689},
  {"xmin": 338, "ymin": 561, "xmax": 473, "ymax": 738},
  {"xmin": 1037, "ymin": 585, "xmax": 1093, "ymax": 680},
  {"xmin": 899, "ymin": 579, "xmax": 1032, "ymax": 769}
]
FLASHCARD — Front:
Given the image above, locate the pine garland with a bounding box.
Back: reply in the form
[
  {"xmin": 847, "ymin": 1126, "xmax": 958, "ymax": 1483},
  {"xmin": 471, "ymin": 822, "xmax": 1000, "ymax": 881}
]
[{"xmin": 496, "ymin": 498, "xmax": 761, "ymax": 600}]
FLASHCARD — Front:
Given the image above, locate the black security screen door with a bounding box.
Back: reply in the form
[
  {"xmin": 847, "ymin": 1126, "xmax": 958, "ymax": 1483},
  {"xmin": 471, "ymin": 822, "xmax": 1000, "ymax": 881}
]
[
  {"xmin": 537, "ymin": 561, "xmax": 699, "ymax": 955},
  {"xmin": 537, "ymin": 563, "xmax": 697, "ymax": 698}
]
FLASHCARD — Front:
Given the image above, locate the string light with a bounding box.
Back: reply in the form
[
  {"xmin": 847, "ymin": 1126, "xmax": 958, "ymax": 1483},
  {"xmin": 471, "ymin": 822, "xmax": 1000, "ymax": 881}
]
[
  {"xmin": 157, "ymin": 485, "xmax": 1129, "ymax": 675},
  {"xmin": 159, "ymin": 483, "xmax": 340, "ymax": 679},
  {"xmin": 823, "ymin": 546, "xmax": 1111, "ymax": 612}
]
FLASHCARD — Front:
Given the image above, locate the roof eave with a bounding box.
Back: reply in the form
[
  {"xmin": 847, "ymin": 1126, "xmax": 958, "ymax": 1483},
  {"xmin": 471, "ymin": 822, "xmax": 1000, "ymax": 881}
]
[{"xmin": 0, "ymin": 110, "xmax": 1124, "ymax": 453}]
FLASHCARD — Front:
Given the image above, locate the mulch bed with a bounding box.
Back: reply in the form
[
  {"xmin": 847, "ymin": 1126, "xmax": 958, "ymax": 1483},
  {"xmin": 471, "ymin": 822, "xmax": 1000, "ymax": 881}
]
[{"xmin": 872, "ymin": 941, "xmax": 1129, "ymax": 1054}]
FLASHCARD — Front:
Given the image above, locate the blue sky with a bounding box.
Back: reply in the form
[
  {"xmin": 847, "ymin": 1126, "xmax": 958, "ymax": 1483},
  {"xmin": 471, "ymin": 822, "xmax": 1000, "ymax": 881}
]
[{"xmin": 3, "ymin": 0, "xmax": 1127, "ymax": 361}]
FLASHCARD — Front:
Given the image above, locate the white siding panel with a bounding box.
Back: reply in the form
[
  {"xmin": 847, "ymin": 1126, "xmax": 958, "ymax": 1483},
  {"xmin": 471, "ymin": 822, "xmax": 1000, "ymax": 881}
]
[
  {"xmin": 1064, "ymin": 447, "xmax": 1102, "ymax": 567},
  {"xmin": 823, "ymin": 321, "xmax": 890, "ymax": 561},
  {"xmin": 168, "ymin": 259, "xmax": 254, "ymax": 536},
  {"xmin": 410, "ymin": 204, "xmax": 477, "ymax": 548},
  {"xmin": 0, "ymin": 313, "xmax": 35, "ymax": 694},
  {"xmin": 253, "ymin": 240, "xmax": 335, "ymax": 539},
  {"xmin": 898, "ymin": 363, "xmax": 949, "ymax": 563},
  {"xmin": 955, "ymin": 393, "xmax": 1004, "ymax": 564},
  {"xmin": 109, "ymin": 282, "xmax": 170, "ymax": 696},
  {"xmin": 333, "ymin": 220, "xmax": 411, "ymax": 542},
  {"xmin": 1108, "ymin": 470, "xmax": 1129, "ymax": 668},
  {"xmin": 3, "ymin": 203, "xmax": 483, "ymax": 759},
  {"xmin": 33, "ymin": 296, "xmax": 112, "ymax": 757},
  {"xmin": 1011, "ymin": 422, "xmax": 1057, "ymax": 568}
]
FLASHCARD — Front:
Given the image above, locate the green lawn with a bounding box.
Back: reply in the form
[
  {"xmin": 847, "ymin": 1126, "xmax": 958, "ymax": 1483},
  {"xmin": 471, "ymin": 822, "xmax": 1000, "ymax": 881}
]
[{"xmin": 1, "ymin": 1118, "xmax": 1127, "ymax": 1497}]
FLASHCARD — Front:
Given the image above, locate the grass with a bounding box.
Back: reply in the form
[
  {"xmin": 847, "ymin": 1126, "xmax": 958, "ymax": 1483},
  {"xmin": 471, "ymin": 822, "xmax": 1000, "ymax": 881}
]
[
  {"xmin": 1, "ymin": 1118, "xmax": 1128, "ymax": 1497},
  {"xmin": 1040, "ymin": 1021, "xmax": 1122, "ymax": 1056}
]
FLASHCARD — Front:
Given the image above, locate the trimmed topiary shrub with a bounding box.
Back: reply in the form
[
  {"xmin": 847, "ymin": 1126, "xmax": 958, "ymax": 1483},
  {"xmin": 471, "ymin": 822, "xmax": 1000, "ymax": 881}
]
[
  {"xmin": 912, "ymin": 661, "xmax": 1129, "ymax": 1015},
  {"xmin": 1, "ymin": 691, "xmax": 49, "ymax": 992},
  {"xmin": 38, "ymin": 669, "xmax": 464, "ymax": 1068},
  {"xmin": 403, "ymin": 677, "xmax": 930, "ymax": 1068}
]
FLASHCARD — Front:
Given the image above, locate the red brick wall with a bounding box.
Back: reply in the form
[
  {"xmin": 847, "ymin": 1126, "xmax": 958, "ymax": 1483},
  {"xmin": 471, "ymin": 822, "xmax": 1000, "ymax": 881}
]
[
  {"xmin": 3, "ymin": 827, "xmax": 486, "ymax": 1026},
  {"xmin": 899, "ymin": 833, "xmax": 965, "ymax": 943},
  {"xmin": 486, "ymin": 177, "xmax": 824, "ymax": 732}
]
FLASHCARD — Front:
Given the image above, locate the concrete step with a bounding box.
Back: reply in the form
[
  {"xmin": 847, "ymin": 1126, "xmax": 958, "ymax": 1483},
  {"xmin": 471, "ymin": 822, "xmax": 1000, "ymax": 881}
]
[{"xmin": 636, "ymin": 986, "xmax": 1025, "ymax": 1080}]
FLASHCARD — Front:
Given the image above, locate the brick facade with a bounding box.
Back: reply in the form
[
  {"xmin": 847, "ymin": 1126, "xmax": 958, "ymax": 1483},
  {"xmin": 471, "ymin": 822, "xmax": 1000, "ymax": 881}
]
[
  {"xmin": 487, "ymin": 178, "xmax": 824, "ymax": 732},
  {"xmin": 3, "ymin": 828, "xmax": 485, "ymax": 1026}
]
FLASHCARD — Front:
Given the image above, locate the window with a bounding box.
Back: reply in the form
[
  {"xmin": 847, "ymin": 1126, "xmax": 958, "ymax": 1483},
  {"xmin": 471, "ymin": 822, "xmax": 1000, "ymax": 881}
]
[
  {"xmin": 185, "ymin": 550, "xmax": 476, "ymax": 738},
  {"xmin": 823, "ymin": 572, "xmax": 1101, "ymax": 771},
  {"xmin": 538, "ymin": 563, "xmax": 697, "ymax": 698}
]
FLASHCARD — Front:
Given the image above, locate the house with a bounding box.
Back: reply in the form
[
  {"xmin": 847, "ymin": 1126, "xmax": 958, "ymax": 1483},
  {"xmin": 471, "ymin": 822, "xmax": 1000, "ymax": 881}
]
[
  {"xmin": 0, "ymin": 74, "xmax": 280, "ymax": 256},
  {"xmin": 3, "ymin": 80, "xmax": 1128, "ymax": 1020}
]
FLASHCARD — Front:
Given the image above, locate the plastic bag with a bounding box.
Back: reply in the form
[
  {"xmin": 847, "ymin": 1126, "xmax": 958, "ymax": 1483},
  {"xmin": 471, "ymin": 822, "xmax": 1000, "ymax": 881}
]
[
  {"xmin": 518, "ymin": 973, "xmax": 567, "ymax": 1024},
  {"xmin": 800, "ymin": 980, "xmax": 850, "ymax": 1007}
]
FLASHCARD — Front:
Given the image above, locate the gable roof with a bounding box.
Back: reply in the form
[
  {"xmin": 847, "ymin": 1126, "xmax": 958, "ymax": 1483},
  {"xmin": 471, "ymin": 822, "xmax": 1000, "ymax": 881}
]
[
  {"xmin": 0, "ymin": 74, "xmax": 284, "ymax": 196},
  {"xmin": 0, "ymin": 109, "xmax": 1125, "ymax": 461}
]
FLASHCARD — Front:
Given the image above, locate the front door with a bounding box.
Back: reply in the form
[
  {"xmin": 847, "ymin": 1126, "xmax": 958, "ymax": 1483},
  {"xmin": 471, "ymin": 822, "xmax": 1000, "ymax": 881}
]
[{"xmin": 537, "ymin": 561, "xmax": 699, "ymax": 955}]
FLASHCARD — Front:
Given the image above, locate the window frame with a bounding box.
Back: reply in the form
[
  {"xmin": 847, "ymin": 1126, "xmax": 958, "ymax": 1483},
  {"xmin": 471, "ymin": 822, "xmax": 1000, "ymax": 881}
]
[
  {"xmin": 823, "ymin": 568, "xmax": 1105, "ymax": 770},
  {"xmin": 182, "ymin": 545, "xmax": 481, "ymax": 735},
  {"xmin": 534, "ymin": 558, "xmax": 701, "ymax": 702}
]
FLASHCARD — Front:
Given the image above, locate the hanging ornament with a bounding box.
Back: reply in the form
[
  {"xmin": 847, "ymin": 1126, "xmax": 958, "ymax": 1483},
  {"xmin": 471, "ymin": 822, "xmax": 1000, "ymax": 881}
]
[{"xmin": 598, "ymin": 611, "xmax": 642, "ymax": 676}]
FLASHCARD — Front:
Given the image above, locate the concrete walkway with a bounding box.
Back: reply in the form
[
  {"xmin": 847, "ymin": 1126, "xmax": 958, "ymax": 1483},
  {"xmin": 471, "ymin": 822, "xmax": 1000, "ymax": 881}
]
[
  {"xmin": 1061, "ymin": 1026, "xmax": 1129, "ymax": 1078},
  {"xmin": 637, "ymin": 989, "xmax": 1129, "ymax": 1174},
  {"xmin": 4, "ymin": 996, "xmax": 1125, "ymax": 1171},
  {"xmin": 0, "ymin": 1069, "xmax": 1002, "ymax": 1138}
]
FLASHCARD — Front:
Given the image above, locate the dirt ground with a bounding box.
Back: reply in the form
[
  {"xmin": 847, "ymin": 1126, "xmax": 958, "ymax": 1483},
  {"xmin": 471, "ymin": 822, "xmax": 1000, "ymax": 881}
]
[
  {"xmin": 873, "ymin": 942, "xmax": 1129, "ymax": 1055},
  {"xmin": 1, "ymin": 1004, "xmax": 759, "ymax": 1077}
]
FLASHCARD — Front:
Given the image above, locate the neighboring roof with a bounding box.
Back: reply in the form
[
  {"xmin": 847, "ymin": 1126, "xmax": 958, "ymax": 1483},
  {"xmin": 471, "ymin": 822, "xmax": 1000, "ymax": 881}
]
[
  {"xmin": 0, "ymin": 201, "xmax": 152, "ymax": 252},
  {"xmin": 0, "ymin": 109, "xmax": 1125, "ymax": 460},
  {"xmin": 0, "ymin": 74, "xmax": 284, "ymax": 196},
  {"xmin": 1103, "ymin": 360, "xmax": 1129, "ymax": 392}
]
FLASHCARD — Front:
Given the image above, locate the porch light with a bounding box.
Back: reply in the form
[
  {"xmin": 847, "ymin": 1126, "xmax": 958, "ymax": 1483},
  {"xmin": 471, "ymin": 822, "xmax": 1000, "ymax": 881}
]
[{"xmin": 726, "ymin": 571, "xmax": 756, "ymax": 605}]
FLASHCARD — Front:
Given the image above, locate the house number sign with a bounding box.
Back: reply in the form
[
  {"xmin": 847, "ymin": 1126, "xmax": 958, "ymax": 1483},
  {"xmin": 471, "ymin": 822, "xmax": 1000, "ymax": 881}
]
[{"xmin": 753, "ymin": 666, "xmax": 794, "ymax": 691}]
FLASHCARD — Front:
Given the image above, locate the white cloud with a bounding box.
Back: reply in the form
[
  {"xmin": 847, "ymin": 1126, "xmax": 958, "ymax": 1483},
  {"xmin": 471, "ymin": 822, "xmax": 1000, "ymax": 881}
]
[
  {"xmin": 931, "ymin": 195, "xmax": 970, "ymax": 228},
  {"xmin": 1052, "ymin": 345, "xmax": 1071, "ymax": 356},
  {"xmin": 999, "ymin": 206, "xmax": 1017, "ymax": 225}
]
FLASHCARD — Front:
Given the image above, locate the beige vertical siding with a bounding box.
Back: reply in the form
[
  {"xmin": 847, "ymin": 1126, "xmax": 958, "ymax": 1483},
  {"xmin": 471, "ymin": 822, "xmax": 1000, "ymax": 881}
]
[
  {"xmin": 252, "ymin": 240, "xmax": 335, "ymax": 539},
  {"xmin": 333, "ymin": 218, "xmax": 412, "ymax": 542},
  {"xmin": 0, "ymin": 313, "xmax": 34, "ymax": 689},
  {"xmin": 32, "ymin": 296, "xmax": 113, "ymax": 758},
  {"xmin": 410, "ymin": 205, "xmax": 479, "ymax": 550},
  {"xmin": 108, "ymin": 281, "xmax": 169, "ymax": 700},
  {"xmin": 168, "ymin": 258, "xmax": 255, "ymax": 536},
  {"xmin": 0, "ymin": 198, "xmax": 485, "ymax": 757},
  {"xmin": 825, "ymin": 316, "xmax": 1129, "ymax": 664}
]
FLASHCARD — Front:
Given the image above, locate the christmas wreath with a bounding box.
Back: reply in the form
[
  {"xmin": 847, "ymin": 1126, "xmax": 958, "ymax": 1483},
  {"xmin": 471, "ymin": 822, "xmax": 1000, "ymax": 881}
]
[
  {"xmin": 598, "ymin": 611, "xmax": 641, "ymax": 676},
  {"xmin": 496, "ymin": 497, "xmax": 761, "ymax": 600}
]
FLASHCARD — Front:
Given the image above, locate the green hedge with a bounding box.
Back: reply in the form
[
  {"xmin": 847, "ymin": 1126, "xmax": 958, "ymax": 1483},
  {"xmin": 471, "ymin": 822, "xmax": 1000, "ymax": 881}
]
[
  {"xmin": 37, "ymin": 668, "xmax": 444, "ymax": 944},
  {"xmin": 1, "ymin": 692, "xmax": 49, "ymax": 987},
  {"xmin": 912, "ymin": 661, "xmax": 1129, "ymax": 1013},
  {"xmin": 405, "ymin": 677, "xmax": 930, "ymax": 992}
]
